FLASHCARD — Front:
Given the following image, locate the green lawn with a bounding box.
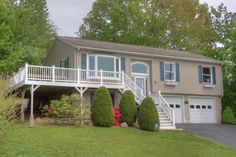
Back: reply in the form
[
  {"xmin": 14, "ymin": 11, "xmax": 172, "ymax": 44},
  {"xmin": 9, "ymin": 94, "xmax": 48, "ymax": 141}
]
[{"xmin": 0, "ymin": 124, "xmax": 236, "ymax": 157}]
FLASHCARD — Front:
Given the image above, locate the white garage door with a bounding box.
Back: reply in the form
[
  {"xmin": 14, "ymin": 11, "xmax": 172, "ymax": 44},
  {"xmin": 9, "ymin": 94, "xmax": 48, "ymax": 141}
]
[
  {"xmin": 189, "ymin": 97, "xmax": 216, "ymax": 123},
  {"xmin": 163, "ymin": 96, "xmax": 184, "ymax": 123}
]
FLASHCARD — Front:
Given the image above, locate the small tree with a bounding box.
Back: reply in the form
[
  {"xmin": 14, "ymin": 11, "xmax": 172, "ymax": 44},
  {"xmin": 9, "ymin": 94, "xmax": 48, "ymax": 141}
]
[
  {"xmin": 222, "ymin": 106, "xmax": 236, "ymax": 125},
  {"xmin": 91, "ymin": 87, "xmax": 114, "ymax": 127},
  {"xmin": 119, "ymin": 90, "xmax": 137, "ymax": 126},
  {"xmin": 138, "ymin": 97, "xmax": 160, "ymax": 131}
]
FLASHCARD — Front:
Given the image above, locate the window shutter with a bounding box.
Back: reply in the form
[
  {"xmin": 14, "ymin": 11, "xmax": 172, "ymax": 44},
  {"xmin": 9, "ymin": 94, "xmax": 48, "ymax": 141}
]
[
  {"xmin": 121, "ymin": 57, "xmax": 125, "ymax": 72},
  {"xmin": 212, "ymin": 66, "xmax": 216, "ymax": 84},
  {"xmin": 198, "ymin": 65, "xmax": 203, "ymax": 83},
  {"xmin": 176, "ymin": 63, "xmax": 180, "ymax": 82},
  {"xmin": 81, "ymin": 53, "xmax": 87, "ymax": 69},
  {"xmin": 66, "ymin": 57, "xmax": 69, "ymax": 68},
  {"xmin": 160, "ymin": 62, "xmax": 164, "ymax": 81}
]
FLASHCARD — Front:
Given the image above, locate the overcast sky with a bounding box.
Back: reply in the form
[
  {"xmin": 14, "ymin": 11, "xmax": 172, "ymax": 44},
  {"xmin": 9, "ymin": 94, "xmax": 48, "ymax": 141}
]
[{"xmin": 46, "ymin": 0, "xmax": 236, "ymax": 37}]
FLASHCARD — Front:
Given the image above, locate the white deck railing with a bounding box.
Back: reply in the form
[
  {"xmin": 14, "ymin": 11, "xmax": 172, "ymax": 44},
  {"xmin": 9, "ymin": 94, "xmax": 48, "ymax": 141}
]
[
  {"xmin": 10, "ymin": 64, "xmax": 125, "ymax": 89},
  {"xmin": 123, "ymin": 73, "xmax": 145, "ymax": 104},
  {"xmin": 158, "ymin": 90, "xmax": 175, "ymax": 127}
]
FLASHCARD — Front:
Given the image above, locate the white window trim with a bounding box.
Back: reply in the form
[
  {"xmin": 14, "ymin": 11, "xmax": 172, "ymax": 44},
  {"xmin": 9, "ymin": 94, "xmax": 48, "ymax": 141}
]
[
  {"xmin": 131, "ymin": 61, "xmax": 149, "ymax": 76},
  {"xmin": 87, "ymin": 54, "xmax": 121, "ymax": 72},
  {"xmin": 202, "ymin": 66, "xmax": 212, "ymax": 84},
  {"xmin": 164, "ymin": 62, "xmax": 176, "ymax": 81},
  {"xmin": 86, "ymin": 54, "xmax": 121, "ymax": 80}
]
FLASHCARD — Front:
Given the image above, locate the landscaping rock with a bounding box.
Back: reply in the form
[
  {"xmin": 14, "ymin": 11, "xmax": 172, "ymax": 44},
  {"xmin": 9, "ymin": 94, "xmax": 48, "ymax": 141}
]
[{"xmin": 120, "ymin": 122, "xmax": 128, "ymax": 128}]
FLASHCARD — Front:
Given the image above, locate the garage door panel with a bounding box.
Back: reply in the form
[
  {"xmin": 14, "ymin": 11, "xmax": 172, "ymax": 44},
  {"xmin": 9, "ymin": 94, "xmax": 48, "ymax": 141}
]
[
  {"xmin": 189, "ymin": 98, "xmax": 216, "ymax": 123},
  {"xmin": 164, "ymin": 96, "xmax": 183, "ymax": 123}
]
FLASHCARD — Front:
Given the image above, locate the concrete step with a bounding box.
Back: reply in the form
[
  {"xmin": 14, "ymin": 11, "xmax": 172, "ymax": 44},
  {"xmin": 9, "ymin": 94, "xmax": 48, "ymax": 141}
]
[{"xmin": 160, "ymin": 125, "xmax": 176, "ymax": 130}]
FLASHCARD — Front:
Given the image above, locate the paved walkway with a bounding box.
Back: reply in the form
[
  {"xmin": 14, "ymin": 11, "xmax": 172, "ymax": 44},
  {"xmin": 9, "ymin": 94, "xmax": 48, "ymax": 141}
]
[{"xmin": 177, "ymin": 124, "xmax": 236, "ymax": 148}]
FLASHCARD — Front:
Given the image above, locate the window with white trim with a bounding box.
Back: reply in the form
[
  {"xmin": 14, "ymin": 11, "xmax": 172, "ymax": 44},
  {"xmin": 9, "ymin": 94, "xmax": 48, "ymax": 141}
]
[
  {"xmin": 202, "ymin": 67, "xmax": 212, "ymax": 83},
  {"xmin": 164, "ymin": 62, "xmax": 175, "ymax": 81},
  {"xmin": 87, "ymin": 54, "xmax": 120, "ymax": 72},
  {"xmin": 131, "ymin": 62, "xmax": 149, "ymax": 75}
]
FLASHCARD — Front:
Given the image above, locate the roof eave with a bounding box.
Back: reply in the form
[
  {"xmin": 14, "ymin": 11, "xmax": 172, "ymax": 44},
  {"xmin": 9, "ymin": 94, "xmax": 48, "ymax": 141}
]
[{"xmin": 75, "ymin": 45, "xmax": 223, "ymax": 65}]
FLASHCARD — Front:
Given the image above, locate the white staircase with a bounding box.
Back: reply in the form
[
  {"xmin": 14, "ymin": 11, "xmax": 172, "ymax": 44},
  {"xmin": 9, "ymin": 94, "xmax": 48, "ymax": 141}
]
[
  {"xmin": 157, "ymin": 105, "xmax": 176, "ymax": 129},
  {"xmin": 121, "ymin": 74, "xmax": 176, "ymax": 130}
]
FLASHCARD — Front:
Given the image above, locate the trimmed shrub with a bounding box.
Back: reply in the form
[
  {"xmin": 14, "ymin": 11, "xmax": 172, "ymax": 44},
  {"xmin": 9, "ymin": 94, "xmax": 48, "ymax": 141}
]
[
  {"xmin": 222, "ymin": 106, "xmax": 236, "ymax": 125},
  {"xmin": 91, "ymin": 87, "xmax": 114, "ymax": 127},
  {"xmin": 138, "ymin": 97, "xmax": 160, "ymax": 131},
  {"xmin": 119, "ymin": 90, "xmax": 137, "ymax": 126}
]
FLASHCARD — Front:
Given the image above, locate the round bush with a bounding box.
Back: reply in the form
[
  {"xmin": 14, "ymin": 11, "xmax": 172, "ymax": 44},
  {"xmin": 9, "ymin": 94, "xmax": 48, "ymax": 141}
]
[
  {"xmin": 138, "ymin": 97, "xmax": 160, "ymax": 131},
  {"xmin": 222, "ymin": 106, "xmax": 236, "ymax": 125},
  {"xmin": 91, "ymin": 86, "xmax": 114, "ymax": 127},
  {"xmin": 119, "ymin": 90, "xmax": 137, "ymax": 126}
]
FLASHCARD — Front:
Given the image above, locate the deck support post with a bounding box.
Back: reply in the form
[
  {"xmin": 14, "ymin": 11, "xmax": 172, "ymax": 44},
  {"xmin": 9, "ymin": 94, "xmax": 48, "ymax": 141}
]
[
  {"xmin": 75, "ymin": 87, "xmax": 88, "ymax": 97},
  {"xmin": 20, "ymin": 90, "xmax": 26, "ymax": 122},
  {"xmin": 74, "ymin": 87, "xmax": 88, "ymax": 126},
  {"xmin": 29, "ymin": 85, "xmax": 40, "ymax": 127}
]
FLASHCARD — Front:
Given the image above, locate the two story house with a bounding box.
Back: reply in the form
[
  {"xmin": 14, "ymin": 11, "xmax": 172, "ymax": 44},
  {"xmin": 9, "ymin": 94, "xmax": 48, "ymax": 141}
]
[{"xmin": 12, "ymin": 36, "xmax": 223, "ymax": 129}]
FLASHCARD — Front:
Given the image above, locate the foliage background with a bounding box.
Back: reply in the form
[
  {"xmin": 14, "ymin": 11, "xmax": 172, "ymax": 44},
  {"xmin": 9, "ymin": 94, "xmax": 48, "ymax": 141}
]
[
  {"xmin": 79, "ymin": 0, "xmax": 236, "ymax": 115},
  {"xmin": 0, "ymin": 0, "xmax": 56, "ymax": 74}
]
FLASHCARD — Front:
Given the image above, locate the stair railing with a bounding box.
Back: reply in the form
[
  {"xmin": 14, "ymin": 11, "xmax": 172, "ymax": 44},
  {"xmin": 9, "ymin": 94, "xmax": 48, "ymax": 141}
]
[
  {"xmin": 123, "ymin": 73, "xmax": 145, "ymax": 104},
  {"xmin": 158, "ymin": 90, "xmax": 175, "ymax": 126}
]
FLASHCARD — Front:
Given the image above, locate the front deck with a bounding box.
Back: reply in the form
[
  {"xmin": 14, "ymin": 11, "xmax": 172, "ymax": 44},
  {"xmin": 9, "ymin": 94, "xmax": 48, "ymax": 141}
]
[{"xmin": 11, "ymin": 64, "xmax": 126, "ymax": 91}]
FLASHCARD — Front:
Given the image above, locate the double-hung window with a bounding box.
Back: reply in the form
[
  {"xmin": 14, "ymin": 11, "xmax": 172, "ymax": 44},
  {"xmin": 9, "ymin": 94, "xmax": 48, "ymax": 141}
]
[
  {"xmin": 164, "ymin": 62, "xmax": 176, "ymax": 81},
  {"xmin": 202, "ymin": 67, "xmax": 212, "ymax": 83}
]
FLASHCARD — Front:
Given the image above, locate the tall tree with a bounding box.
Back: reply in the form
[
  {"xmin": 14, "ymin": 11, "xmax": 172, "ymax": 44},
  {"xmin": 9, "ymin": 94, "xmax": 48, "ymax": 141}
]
[
  {"xmin": 0, "ymin": 0, "xmax": 56, "ymax": 74},
  {"xmin": 207, "ymin": 4, "xmax": 236, "ymax": 113},
  {"xmin": 0, "ymin": 0, "xmax": 15, "ymax": 61},
  {"xmin": 78, "ymin": 0, "xmax": 216, "ymax": 52}
]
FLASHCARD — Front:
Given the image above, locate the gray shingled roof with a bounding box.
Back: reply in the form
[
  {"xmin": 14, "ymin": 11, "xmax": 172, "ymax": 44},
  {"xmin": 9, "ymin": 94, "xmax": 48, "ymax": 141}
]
[{"xmin": 57, "ymin": 36, "xmax": 222, "ymax": 64}]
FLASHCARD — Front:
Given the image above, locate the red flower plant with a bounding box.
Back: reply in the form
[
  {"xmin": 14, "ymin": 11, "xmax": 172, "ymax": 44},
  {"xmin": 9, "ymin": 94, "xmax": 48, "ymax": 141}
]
[{"xmin": 113, "ymin": 107, "xmax": 121, "ymax": 126}]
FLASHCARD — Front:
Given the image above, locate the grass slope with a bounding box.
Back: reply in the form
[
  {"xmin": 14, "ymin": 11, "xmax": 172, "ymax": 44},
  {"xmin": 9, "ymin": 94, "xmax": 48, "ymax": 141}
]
[{"xmin": 0, "ymin": 124, "xmax": 235, "ymax": 157}]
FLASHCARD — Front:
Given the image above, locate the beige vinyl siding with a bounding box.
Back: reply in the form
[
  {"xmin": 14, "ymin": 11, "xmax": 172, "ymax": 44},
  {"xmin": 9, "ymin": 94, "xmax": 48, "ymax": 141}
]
[
  {"xmin": 44, "ymin": 39, "xmax": 75, "ymax": 68},
  {"xmin": 124, "ymin": 56, "xmax": 222, "ymax": 97},
  {"xmin": 151, "ymin": 59, "xmax": 222, "ymax": 96},
  {"xmin": 123, "ymin": 55, "xmax": 222, "ymax": 96},
  {"xmin": 48, "ymin": 43, "xmax": 223, "ymax": 97}
]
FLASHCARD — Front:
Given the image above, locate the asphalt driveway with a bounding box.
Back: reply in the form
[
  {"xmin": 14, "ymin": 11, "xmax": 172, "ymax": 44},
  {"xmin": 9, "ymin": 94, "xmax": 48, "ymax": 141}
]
[{"xmin": 177, "ymin": 124, "xmax": 236, "ymax": 148}]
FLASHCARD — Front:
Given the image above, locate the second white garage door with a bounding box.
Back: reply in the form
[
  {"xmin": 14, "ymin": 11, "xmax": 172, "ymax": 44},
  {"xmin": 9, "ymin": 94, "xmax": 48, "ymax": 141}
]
[
  {"xmin": 189, "ymin": 97, "xmax": 216, "ymax": 123},
  {"xmin": 163, "ymin": 96, "xmax": 184, "ymax": 123}
]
